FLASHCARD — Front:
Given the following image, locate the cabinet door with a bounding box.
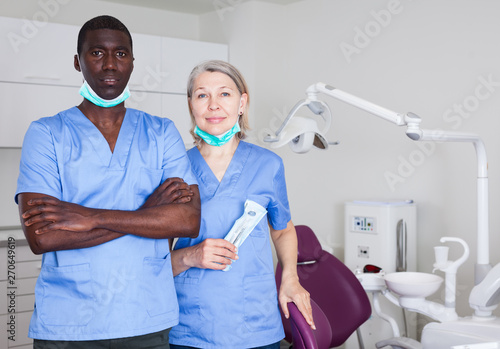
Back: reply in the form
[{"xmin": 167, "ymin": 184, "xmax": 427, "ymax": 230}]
[
  {"xmin": 0, "ymin": 244, "xmax": 37, "ymax": 348},
  {"xmin": 0, "ymin": 16, "xmax": 81, "ymax": 87},
  {"xmin": 0, "ymin": 82, "xmax": 81, "ymax": 147},
  {"xmin": 0, "ymin": 281, "xmax": 37, "ymax": 314},
  {"xmin": 161, "ymin": 37, "xmax": 228, "ymax": 94},
  {"xmin": 126, "ymin": 90, "xmax": 162, "ymax": 117},
  {"xmin": 0, "ymin": 314, "xmax": 8, "ymax": 348},
  {"xmin": 128, "ymin": 33, "xmax": 163, "ymax": 93},
  {"xmin": 12, "ymin": 311, "xmax": 33, "ymax": 347},
  {"xmin": 0, "ymin": 246, "xmax": 5, "ymax": 281},
  {"xmin": 0, "ymin": 295, "xmax": 34, "ymax": 348},
  {"xmin": 161, "ymin": 93, "xmax": 193, "ymax": 148},
  {"xmin": 0, "ymin": 281, "xmax": 6, "ymax": 314}
]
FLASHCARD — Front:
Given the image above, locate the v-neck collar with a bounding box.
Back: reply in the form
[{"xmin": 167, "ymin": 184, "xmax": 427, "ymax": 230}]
[
  {"xmin": 70, "ymin": 107, "xmax": 138, "ymax": 168},
  {"xmin": 190, "ymin": 141, "xmax": 252, "ymax": 198}
]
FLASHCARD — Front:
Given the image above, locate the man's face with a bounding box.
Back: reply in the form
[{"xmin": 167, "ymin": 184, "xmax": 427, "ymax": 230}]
[{"xmin": 75, "ymin": 29, "xmax": 134, "ymax": 100}]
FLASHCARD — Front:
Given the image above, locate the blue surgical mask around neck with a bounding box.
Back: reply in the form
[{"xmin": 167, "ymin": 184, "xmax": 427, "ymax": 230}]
[
  {"xmin": 195, "ymin": 118, "xmax": 241, "ymax": 147},
  {"xmin": 79, "ymin": 80, "xmax": 130, "ymax": 108}
]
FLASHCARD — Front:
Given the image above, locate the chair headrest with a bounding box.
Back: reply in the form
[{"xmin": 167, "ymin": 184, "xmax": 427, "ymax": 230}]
[{"xmin": 296, "ymin": 225, "xmax": 324, "ymax": 263}]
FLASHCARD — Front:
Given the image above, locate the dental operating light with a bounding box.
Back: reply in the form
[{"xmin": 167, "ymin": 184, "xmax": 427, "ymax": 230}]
[
  {"xmin": 264, "ymin": 82, "xmax": 491, "ymax": 284},
  {"xmin": 264, "ymin": 98, "xmax": 332, "ymax": 153}
]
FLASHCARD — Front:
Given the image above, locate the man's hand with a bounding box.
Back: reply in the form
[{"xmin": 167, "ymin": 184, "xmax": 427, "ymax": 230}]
[
  {"xmin": 141, "ymin": 177, "xmax": 194, "ymax": 209},
  {"xmin": 22, "ymin": 196, "xmax": 97, "ymax": 234}
]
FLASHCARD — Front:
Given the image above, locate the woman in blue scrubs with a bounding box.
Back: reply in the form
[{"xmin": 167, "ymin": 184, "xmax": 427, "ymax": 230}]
[{"xmin": 169, "ymin": 60, "xmax": 315, "ymax": 349}]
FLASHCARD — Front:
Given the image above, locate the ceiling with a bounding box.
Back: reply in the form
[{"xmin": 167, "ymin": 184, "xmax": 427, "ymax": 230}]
[{"xmin": 97, "ymin": 0, "xmax": 301, "ymax": 15}]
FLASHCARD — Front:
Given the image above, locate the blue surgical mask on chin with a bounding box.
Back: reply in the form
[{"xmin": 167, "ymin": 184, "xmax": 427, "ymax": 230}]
[
  {"xmin": 195, "ymin": 119, "xmax": 241, "ymax": 147},
  {"xmin": 79, "ymin": 80, "xmax": 130, "ymax": 108}
]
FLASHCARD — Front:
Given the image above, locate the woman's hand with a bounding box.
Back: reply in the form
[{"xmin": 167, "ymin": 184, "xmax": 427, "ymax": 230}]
[
  {"xmin": 279, "ymin": 275, "xmax": 316, "ymax": 330},
  {"xmin": 271, "ymin": 221, "xmax": 316, "ymax": 330},
  {"xmin": 171, "ymin": 238, "xmax": 238, "ymax": 276},
  {"xmin": 185, "ymin": 238, "xmax": 238, "ymax": 269}
]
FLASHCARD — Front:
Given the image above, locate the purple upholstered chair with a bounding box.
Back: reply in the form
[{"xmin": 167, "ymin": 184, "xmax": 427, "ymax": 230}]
[
  {"xmin": 276, "ymin": 225, "xmax": 371, "ymax": 348},
  {"xmin": 287, "ymin": 299, "xmax": 332, "ymax": 349}
]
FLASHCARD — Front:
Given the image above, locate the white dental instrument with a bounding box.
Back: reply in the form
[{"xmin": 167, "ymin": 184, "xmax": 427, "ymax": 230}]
[{"xmin": 222, "ymin": 200, "xmax": 267, "ymax": 271}]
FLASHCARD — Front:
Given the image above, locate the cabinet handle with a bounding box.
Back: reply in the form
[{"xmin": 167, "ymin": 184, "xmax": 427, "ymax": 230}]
[
  {"xmin": 24, "ymin": 75, "xmax": 61, "ymax": 81},
  {"xmin": 396, "ymin": 219, "xmax": 407, "ymax": 272}
]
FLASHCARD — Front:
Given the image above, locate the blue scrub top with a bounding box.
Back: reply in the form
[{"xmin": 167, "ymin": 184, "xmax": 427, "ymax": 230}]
[
  {"xmin": 16, "ymin": 107, "xmax": 196, "ymax": 341},
  {"xmin": 169, "ymin": 141, "xmax": 290, "ymax": 349}
]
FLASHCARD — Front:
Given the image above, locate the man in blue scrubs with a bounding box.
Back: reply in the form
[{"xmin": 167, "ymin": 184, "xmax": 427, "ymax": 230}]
[{"xmin": 15, "ymin": 15, "xmax": 200, "ymax": 348}]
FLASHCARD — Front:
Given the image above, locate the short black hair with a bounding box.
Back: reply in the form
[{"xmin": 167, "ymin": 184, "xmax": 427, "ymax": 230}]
[{"xmin": 77, "ymin": 15, "xmax": 133, "ymax": 55}]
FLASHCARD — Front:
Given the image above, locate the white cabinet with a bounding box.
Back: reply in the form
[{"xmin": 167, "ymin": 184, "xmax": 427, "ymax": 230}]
[
  {"xmin": 161, "ymin": 37, "xmax": 229, "ymax": 94},
  {"xmin": 0, "ymin": 239, "xmax": 42, "ymax": 348},
  {"xmin": 126, "ymin": 89, "xmax": 163, "ymax": 117},
  {"xmin": 0, "ymin": 16, "xmax": 228, "ymax": 148},
  {"xmin": 128, "ymin": 33, "xmax": 163, "ymax": 91},
  {"xmin": 0, "ymin": 82, "xmax": 80, "ymax": 148},
  {"xmin": 127, "ymin": 93, "xmax": 194, "ymax": 147},
  {"xmin": 161, "ymin": 93, "xmax": 194, "ymax": 147},
  {"xmin": 0, "ymin": 16, "xmax": 80, "ymax": 87}
]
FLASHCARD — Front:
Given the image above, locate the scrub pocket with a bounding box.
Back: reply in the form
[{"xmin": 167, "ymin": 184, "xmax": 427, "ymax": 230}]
[
  {"xmin": 173, "ymin": 274, "xmax": 206, "ymax": 333},
  {"xmin": 136, "ymin": 168, "xmax": 163, "ymax": 205},
  {"xmin": 143, "ymin": 256, "xmax": 178, "ymax": 317},
  {"xmin": 246, "ymin": 194, "xmax": 270, "ymax": 239},
  {"xmin": 38, "ymin": 263, "xmax": 94, "ymax": 326},
  {"xmin": 243, "ymin": 273, "xmax": 280, "ymax": 332}
]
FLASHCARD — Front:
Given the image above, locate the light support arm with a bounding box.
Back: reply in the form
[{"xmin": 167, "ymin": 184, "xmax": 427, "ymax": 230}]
[
  {"xmin": 306, "ymin": 82, "xmax": 407, "ymax": 126},
  {"xmin": 407, "ymin": 129, "xmax": 490, "ymax": 283},
  {"xmin": 408, "ymin": 128, "xmax": 488, "ymax": 179}
]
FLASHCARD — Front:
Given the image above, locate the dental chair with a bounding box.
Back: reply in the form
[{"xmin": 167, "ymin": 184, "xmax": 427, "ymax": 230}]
[
  {"xmin": 286, "ymin": 299, "xmax": 332, "ymax": 349},
  {"xmin": 276, "ymin": 225, "xmax": 372, "ymax": 348}
]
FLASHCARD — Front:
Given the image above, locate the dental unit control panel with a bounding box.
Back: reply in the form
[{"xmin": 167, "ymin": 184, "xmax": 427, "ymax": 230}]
[{"xmin": 352, "ymin": 216, "xmax": 376, "ymax": 233}]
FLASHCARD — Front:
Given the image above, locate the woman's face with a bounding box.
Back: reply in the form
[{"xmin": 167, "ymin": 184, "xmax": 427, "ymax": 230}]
[{"xmin": 189, "ymin": 71, "xmax": 247, "ymax": 136}]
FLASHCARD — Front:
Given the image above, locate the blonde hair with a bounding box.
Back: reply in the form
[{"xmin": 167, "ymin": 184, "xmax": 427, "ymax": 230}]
[{"xmin": 186, "ymin": 60, "xmax": 250, "ymax": 144}]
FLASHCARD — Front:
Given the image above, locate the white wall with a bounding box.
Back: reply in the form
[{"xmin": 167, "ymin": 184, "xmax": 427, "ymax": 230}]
[{"xmin": 200, "ymin": 0, "xmax": 500, "ymax": 318}]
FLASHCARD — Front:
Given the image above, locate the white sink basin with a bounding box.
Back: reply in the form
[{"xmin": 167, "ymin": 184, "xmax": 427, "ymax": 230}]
[{"xmin": 384, "ymin": 272, "xmax": 443, "ymax": 298}]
